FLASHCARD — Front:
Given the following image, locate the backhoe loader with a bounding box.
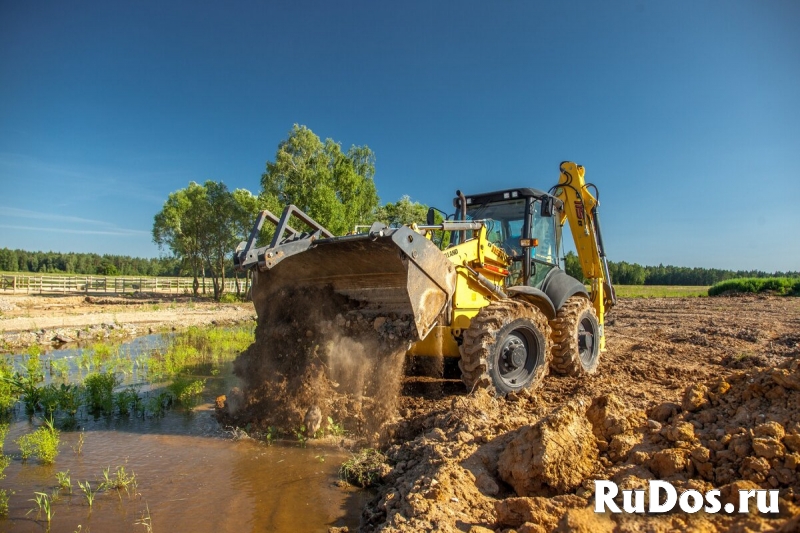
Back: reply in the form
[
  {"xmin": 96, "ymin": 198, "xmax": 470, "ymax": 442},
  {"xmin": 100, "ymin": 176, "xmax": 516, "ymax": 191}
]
[{"xmin": 235, "ymin": 161, "xmax": 615, "ymax": 394}]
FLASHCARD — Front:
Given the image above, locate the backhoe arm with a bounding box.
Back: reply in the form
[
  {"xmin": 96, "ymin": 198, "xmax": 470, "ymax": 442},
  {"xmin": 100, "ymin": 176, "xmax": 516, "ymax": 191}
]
[{"xmin": 554, "ymin": 161, "xmax": 616, "ymax": 348}]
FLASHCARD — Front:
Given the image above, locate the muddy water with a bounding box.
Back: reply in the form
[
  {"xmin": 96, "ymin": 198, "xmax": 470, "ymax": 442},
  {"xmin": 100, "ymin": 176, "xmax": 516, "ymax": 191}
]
[{"xmin": 1, "ymin": 337, "xmax": 367, "ymax": 532}]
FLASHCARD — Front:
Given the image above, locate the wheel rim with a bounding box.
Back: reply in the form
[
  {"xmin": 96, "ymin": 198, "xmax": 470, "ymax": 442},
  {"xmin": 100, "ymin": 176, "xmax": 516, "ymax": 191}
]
[
  {"xmin": 497, "ymin": 327, "xmax": 540, "ymax": 388},
  {"xmin": 578, "ymin": 315, "xmax": 598, "ymax": 367}
]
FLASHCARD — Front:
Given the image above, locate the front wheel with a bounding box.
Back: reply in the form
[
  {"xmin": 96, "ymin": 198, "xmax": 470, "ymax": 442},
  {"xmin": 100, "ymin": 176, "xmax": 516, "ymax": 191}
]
[
  {"xmin": 459, "ymin": 300, "xmax": 552, "ymax": 395},
  {"xmin": 550, "ymin": 296, "xmax": 601, "ymax": 375}
]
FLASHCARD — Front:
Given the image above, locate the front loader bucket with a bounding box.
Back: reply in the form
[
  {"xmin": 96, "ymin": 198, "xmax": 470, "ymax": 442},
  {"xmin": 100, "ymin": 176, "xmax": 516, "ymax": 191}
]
[{"xmin": 247, "ymin": 224, "xmax": 456, "ymax": 341}]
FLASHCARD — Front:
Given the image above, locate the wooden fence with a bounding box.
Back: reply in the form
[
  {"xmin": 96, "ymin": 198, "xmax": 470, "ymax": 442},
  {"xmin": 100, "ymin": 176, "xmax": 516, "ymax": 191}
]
[{"xmin": 0, "ymin": 273, "xmax": 244, "ymax": 295}]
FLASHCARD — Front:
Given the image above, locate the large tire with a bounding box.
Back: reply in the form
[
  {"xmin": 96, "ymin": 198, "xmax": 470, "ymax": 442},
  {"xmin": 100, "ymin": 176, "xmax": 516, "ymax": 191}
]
[
  {"xmin": 550, "ymin": 296, "xmax": 601, "ymax": 375},
  {"xmin": 459, "ymin": 300, "xmax": 552, "ymax": 395}
]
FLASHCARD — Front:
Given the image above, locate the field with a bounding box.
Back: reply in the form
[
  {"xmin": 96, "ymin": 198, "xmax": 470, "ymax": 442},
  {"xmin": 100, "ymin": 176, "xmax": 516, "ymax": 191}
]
[{"xmin": 612, "ymin": 285, "xmax": 709, "ymax": 298}]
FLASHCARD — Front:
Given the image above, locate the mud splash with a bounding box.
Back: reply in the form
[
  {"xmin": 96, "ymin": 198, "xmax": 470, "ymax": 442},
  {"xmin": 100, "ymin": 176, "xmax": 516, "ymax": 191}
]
[{"xmin": 221, "ymin": 287, "xmax": 415, "ymax": 442}]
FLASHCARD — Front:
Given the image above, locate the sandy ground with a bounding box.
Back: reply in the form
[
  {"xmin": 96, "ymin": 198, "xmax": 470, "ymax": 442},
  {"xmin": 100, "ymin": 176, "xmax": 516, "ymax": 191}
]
[{"xmin": 0, "ymin": 293, "xmax": 255, "ymax": 348}]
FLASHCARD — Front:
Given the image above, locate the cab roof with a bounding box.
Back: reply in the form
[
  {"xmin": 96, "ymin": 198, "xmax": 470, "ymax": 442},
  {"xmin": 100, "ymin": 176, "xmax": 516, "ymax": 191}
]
[{"xmin": 455, "ymin": 188, "xmax": 562, "ymax": 208}]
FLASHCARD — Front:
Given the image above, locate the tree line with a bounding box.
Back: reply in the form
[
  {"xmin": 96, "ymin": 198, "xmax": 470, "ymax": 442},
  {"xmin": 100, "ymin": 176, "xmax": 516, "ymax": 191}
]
[
  {"xmin": 564, "ymin": 252, "xmax": 798, "ymax": 286},
  {"xmin": 0, "ymin": 248, "xmax": 180, "ymax": 277}
]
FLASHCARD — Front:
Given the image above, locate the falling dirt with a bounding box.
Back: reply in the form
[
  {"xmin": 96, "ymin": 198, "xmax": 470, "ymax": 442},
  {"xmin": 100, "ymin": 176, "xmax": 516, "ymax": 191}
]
[{"xmin": 219, "ymin": 286, "xmax": 416, "ymax": 443}]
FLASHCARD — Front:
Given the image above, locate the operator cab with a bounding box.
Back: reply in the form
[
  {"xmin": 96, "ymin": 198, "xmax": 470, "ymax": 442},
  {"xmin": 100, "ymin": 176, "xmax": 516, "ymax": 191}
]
[{"xmin": 454, "ymin": 188, "xmax": 563, "ymax": 288}]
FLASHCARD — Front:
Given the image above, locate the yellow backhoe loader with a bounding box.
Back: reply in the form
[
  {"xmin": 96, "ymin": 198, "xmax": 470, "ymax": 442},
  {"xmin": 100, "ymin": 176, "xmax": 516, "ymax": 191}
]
[{"xmin": 235, "ymin": 161, "xmax": 615, "ymax": 394}]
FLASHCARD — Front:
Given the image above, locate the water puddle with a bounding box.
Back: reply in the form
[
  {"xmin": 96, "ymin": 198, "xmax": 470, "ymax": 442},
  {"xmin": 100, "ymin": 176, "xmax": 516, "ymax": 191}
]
[{"xmin": 0, "ymin": 330, "xmax": 367, "ymax": 532}]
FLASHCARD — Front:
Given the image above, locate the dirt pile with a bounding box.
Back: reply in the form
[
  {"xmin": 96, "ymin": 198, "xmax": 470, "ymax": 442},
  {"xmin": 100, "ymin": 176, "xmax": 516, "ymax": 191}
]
[
  {"xmin": 360, "ymin": 355, "xmax": 800, "ymax": 532},
  {"xmin": 218, "ymin": 286, "xmax": 415, "ymax": 440}
]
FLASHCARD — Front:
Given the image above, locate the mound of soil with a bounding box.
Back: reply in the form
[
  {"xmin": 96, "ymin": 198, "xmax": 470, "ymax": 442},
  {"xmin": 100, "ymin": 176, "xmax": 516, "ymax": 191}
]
[
  {"xmin": 218, "ymin": 287, "xmax": 416, "ymax": 442},
  {"xmin": 360, "ymin": 356, "xmax": 800, "ymax": 532}
]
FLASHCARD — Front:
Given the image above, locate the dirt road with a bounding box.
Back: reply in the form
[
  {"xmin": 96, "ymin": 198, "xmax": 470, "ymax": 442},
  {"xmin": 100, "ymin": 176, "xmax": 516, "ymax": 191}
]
[{"xmin": 0, "ymin": 294, "xmax": 254, "ymax": 348}]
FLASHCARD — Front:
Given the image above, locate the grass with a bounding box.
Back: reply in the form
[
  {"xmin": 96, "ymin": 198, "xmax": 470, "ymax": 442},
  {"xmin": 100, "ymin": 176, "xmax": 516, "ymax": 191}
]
[
  {"xmin": 612, "ymin": 285, "xmax": 709, "ymax": 298},
  {"xmin": 167, "ymin": 377, "xmax": 206, "ymax": 409},
  {"xmin": 16, "ymin": 418, "xmax": 60, "ymax": 464},
  {"xmin": 29, "ymin": 491, "xmax": 54, "ymax": 524},
  {"xmin": 84, "ymin": 371, "xmax": 119, "ymax": 414},
  {"xmin": 708, "ymin": 277, "xmax": 800, "ymax": 296},
  {"xmin": 78, "ymin": 480, "xmax": 98, "ymax": 508},
  {"xmin": 100, "ymin": 465, "xmax": 137, "ymax": 497},
  {"xmin": 56, "ymin": 470, "xmax": 72, "ymax": 493}
]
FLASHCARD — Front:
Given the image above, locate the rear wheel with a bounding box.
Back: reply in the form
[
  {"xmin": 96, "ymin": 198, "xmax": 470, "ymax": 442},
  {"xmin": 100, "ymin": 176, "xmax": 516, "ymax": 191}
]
[
  {"xmin": 550, "ymin": 296, "xmax": 600, "ymax": 375},
  {"xmin": 459, "ymin": 300, "xmax": 552, "ymax": 395}
]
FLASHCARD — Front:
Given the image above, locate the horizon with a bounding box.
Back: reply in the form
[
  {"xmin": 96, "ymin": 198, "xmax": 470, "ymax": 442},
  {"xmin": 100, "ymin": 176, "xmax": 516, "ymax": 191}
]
[{"xmin": 2, "ymin": 2, "xmax": 799, "ymax": 272}]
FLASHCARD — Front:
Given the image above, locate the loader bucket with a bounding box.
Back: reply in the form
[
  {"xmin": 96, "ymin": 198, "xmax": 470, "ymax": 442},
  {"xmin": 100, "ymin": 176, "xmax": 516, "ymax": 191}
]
[{"xmin": 248, "ymin": 225, "xmax": 456, "ymax": 341}]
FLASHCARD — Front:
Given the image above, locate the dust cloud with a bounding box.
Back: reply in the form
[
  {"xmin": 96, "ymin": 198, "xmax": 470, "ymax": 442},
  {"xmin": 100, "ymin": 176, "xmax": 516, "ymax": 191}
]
[{"xmin": 218, "ymin": 286, "xmax": 415, "ymax": 442}]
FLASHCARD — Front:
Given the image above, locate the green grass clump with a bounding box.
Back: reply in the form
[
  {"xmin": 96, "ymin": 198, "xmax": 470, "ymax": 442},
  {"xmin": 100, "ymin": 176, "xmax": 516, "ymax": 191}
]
[
  {"xmin": 16, "ymin": 420, "xmax": 60, "ymax": 464},
  {"xmin": 708, "ymin": 277, "xmax": 800, "ymax": 297},
  {"xmin": 84, "ymin": 371, "xmax": 119, "ymax": 414},
  {"xmin": 114, "ymin": 387, "xmax": 143, "ymax": 416},
  {"xmin": 0, "ymin": 358, "xmax": 19, "ymax": 416},
  {"xmin": 167, "ymin": 377, "xmax": 206, "ymax": 409}
]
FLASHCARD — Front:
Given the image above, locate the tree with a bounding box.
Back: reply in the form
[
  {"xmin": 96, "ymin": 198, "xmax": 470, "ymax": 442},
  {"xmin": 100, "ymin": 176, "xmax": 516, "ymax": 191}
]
[
  {"xmin": 153, "ymin": 181, "xmax": 258, "ymax": 299},
  {"xmin": 153, "ymin": 182, "xmax": 207, "ymax": 295},
  {"xmin": 260, "ymin": 125, "xmax": 379, "ymax": 236},
  {"xmin": 564, "ymin": 251, "xmax": 584, "ymax": 282},
  {"xmin": 374, "ymin": 195, "xmax": 429, "ymax": 226}
]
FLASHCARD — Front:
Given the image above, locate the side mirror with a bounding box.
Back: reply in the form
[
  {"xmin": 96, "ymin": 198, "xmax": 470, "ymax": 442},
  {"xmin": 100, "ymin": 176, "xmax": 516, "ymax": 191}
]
[
  {"xmin": 541, "ymin": 197, "xmax": 554, "ymax": 218},
  {"xmin": 426, "ymin": 207, "xmax": 436, "ymax": 225}
]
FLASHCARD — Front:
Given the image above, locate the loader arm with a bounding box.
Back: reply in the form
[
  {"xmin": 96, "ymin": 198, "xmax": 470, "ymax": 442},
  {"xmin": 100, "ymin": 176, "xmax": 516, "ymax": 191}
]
[{"xmin": 553, "ymin": 161, "xmax": 616, "ymax": 350}]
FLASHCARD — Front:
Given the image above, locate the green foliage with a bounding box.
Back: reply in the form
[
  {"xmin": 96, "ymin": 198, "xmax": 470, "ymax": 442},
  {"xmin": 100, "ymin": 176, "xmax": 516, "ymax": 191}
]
[
  {"xmin": 146, "ymin": 391, "xmax": 174, "ymax": 417},
  {"xmin": 0, "ymin": 246, "xmax": 177, "ymax": 276},
  {"xmin": 708, "ymin": 277, "xmax": 800, "ymax": 296},
  {"xmin": 153, "ymin": 180, "xmax": 257, "ymax": 299},
  {"xmin": 29, "ymin": 491, "xmax": 54, "ymax": 524},
  {"xmin": 339, "ymin": 449, "xmax": 387, "ymax": 488},
  {"xmin": 38, "ymin": 384, "xmax": 61, "ymax": 416},
  {"xmin": 295, "ymin": 425, "xmax": 307, "ymax": 447},
  {"xmin": 100, "ymin": 465, "xmax": 137, "ymax": 495},
  {"xmin": 0, "ymin": 423, "xmax": 8, "ymax": 453},
  {"xmin": 564, "ymin": 251, "xmax": 584, "ymax": 282},
  {"xmin": 167, "ymin": 377, "xmax": 205, "ymax": 409},
  {"xmin": 0, "ymin": 358, "xmax": 19, "ymax": 416},
  {"xmin": 78, "ymin": 480, "xmax": 98, "ymax": 507},
  {"xmin": 56, "ymin": 470, "xmax": 72, "ymax": 493},
  {"xmin": 326, "ymin": 416, "xmax": 346, "ymax": 437},
  {"xmin": 16, "ymin": 420, "xmax": 60, "ymax": 464},
  {"xmin": 0, "ymin": 489, "xmax": 7, "ymax": 516},
  {"xmin": 49, "ymin": 358, "xmax": 70, "ymax": 380},
  {"xmin": 260, "ymin": 124, "xmax": 379, "ymax": 237},
  {"xmin": 84, "ymin": 371, "xmax": 119, "ymax": 414},
  {"xmin": 374, "ymin": 195, "xmax": 429, "ymax": 227},
  {"xmin": 114, "ymin": 387, "xmax": 143, "ymax": 417},
  {"xmin": 561, "ymin": 251, "xmax": 800, "ymax": 287},
  {"xmin": 3, "ymin": 372, "xmax": 41, "ymax": 415},
  {"xmin": 613, "ymin": 285, "xmax": 709, "ymax": 298}
]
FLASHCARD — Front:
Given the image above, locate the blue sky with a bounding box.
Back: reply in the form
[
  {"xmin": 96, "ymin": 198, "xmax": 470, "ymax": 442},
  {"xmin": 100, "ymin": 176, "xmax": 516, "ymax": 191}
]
[{"xmin": 1, "ymin": 1, "xmax": 798, "ymax": 271}]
